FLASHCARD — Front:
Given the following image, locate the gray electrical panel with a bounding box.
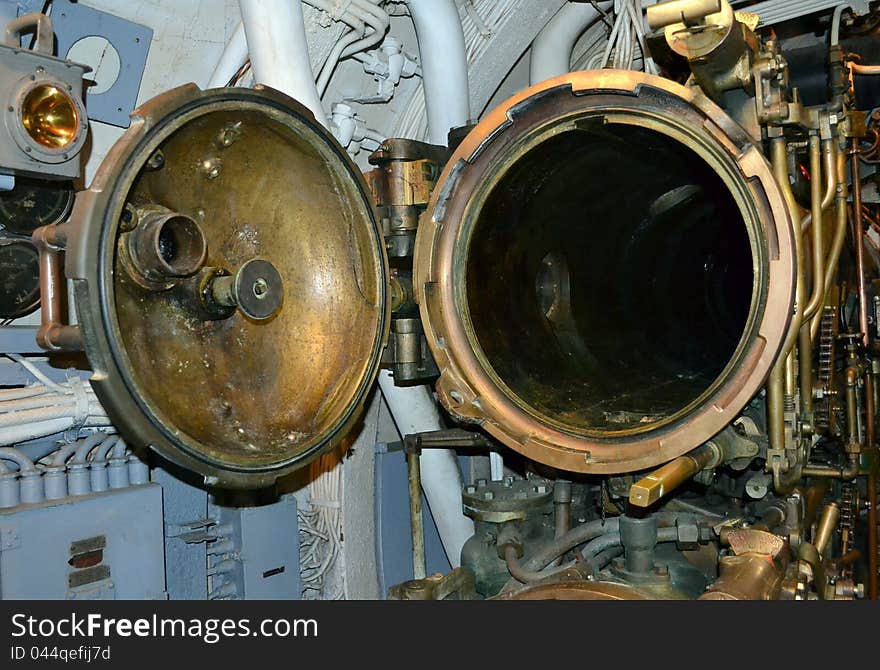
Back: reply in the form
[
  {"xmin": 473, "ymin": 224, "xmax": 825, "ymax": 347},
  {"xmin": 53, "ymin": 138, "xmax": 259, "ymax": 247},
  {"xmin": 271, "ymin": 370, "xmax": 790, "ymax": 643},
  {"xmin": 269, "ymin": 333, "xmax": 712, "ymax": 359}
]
[{"xmin": 0, "ymin": 483, "xmax": 165, "ymax": 600}]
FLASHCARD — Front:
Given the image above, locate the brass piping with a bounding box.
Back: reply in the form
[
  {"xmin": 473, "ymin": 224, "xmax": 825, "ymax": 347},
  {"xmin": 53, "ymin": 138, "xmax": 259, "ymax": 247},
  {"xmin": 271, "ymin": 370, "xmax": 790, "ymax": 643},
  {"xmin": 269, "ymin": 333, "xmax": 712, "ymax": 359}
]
[
  {"xmin": 850, "ymin": 136, "xmax": 878, "ymax": 598},
  {"xmin": 803, "ymin": 480, "xmax": 830, "ymax": 530},
  {"xmin": 800, "ymin": 323, "xmax": 814, "ymax": 417},
  {"xmin": 846, "ymin": 366, "xmax": 859, "ymax": 445},
  {"xmin": 800, "ymin": 138, "xmax": 837, "ymax": 232},
  {"xmin": 803, "ymin": 135, "xmax": 827, "ymax": 322},
  {"xmin": 814, "ymin": 502, "xmax": 840, "ymax": 556},
  {"xmin": 802, "ymin": 368, "xmax": 861, "ymax": 480},
  {"xmin": 852, "ymin": 138, "xmax": 870, "ymax": 349},
  {"xmin": 802, "ymin": 455, "xmax": 860, "ymax": 480},
  {"xmin": 800, "ymin": 137, "xmax": 829, "ymax": 417},
  {"xmin": 768, "ymin": 137, "xmax": 805, "ymax": 456},
  {"xmin": 810, "ymin": 146, "xmax": 848, "ymax": 343}
]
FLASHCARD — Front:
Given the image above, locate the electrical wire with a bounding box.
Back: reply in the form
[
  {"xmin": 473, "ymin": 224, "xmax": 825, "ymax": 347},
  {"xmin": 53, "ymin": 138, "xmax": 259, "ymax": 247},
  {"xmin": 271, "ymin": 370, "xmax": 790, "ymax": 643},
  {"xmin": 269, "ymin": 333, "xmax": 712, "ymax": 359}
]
[
  {"xmin": 601, "ymin": 0, "xmax": 657, "ymax": 74},
  {"xmin": 299, "ymin": 451, "xmax": 345, "ymax": 599},
  {"xmin": 5, "ymin": 354, "xmax": 70, "ymax": 394},
  {"xmin": 0, "ymin": 355, "xmax": 109, "ymax": 446}
]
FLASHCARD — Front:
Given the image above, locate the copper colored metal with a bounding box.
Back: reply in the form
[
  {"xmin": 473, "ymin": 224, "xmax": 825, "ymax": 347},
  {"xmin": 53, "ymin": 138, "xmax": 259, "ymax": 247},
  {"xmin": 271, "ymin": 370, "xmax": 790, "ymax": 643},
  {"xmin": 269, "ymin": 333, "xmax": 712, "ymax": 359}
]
[
  {"xmin": 66, "ymin": 84, "xmax": 389, "ymax": 488},
  {"xmin": 813, "ymin": 502, "xmax": 840, "ymax": 556},
  {"xmin": 700, "ymin": 529, "xmax": 788, "ymax": 600},
  {"xmin": 851, "ymin": 137, "xmax": 878, "ymax": 598},
  {"xmin": 699, "ymin": 553, "xmax": 784, "ymax": 600},
  {"xmin": 31, "ymin": 223, "xmax": 82, "ymax": 352},
  {"xmin": 416, "ymin": 70, "xmax": 795, "ymax": 474},
  {"xmin": 853, "ymin": 138, "xmax": 870, "ymax": 349}
]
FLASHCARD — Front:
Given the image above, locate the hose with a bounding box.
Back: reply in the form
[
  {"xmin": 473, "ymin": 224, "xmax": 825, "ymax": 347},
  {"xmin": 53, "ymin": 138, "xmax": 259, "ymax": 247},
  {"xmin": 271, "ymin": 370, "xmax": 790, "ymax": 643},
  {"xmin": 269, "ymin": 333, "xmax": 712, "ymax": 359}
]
[
  {"xmin": 93, "ymin": 436, "xmax": 127, "ymax": 463},
  {"xmin": 518, "ymin": 517, "xmax": 621, "ymax": 574},
  {"xmin": 51, "ymin": 432, "xmax": 107, "ymax": 466},
  {"xmin": 505, "ymin": 526, "xmax": 679, "ymax": 586},
  {"xmin": 0, "ymin": 401, "xmax": 105, "ymax": 429},
  {"xmin": 0, "ymin": 447, "xmax": 36, "ymax": 472},
  {"xmin": 4, "ymin": 354, "xmax": 69, "ymax": 394}
]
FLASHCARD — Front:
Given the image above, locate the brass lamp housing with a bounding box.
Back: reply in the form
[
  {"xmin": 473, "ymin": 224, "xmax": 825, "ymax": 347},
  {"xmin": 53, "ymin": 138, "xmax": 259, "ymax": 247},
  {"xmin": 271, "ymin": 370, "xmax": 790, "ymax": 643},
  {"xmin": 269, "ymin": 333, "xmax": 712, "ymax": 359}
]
[{"xmin": 415, "ymin": 71, "xmax": 796, "ymax": 474}]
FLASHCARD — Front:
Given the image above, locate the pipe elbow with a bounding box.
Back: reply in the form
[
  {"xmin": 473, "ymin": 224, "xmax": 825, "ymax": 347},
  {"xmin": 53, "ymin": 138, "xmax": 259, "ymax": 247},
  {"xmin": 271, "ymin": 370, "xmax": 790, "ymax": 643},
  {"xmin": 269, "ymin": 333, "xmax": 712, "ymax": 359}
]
[
  {"xmin": 405, "ymin": 0, "xmax": 469, "ymax": 145},
  {"xmin": 529, "ymin": 2, "xmax": 610, "ymax": 85},
  {"xmin": 0, "ymin": 447, "xmax": 36, "ymax": 473}
]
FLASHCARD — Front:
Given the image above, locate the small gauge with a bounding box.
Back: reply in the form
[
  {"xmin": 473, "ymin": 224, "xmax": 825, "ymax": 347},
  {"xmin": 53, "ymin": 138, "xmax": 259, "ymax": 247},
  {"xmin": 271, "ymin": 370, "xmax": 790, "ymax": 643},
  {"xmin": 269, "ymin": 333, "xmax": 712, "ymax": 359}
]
[
  {"xmin": 0, "ymin": 178, "xmax": 74, "ymax": 236},
  {"xmin": 0, "ymin": 240, "xmax": 41, "ymax": 319}
]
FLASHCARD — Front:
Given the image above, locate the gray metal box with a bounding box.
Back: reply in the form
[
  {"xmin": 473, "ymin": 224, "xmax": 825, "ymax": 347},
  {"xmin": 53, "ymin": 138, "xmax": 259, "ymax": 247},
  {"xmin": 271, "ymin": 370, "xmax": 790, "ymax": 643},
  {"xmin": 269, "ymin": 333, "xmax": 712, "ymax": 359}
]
[
  {"xmin": 0, "ymin": 13, "xmax": 89, "ymax": 179},
  {"xmin": 0, "ymin": 483, "xmax": 166, "ymax": 599}
]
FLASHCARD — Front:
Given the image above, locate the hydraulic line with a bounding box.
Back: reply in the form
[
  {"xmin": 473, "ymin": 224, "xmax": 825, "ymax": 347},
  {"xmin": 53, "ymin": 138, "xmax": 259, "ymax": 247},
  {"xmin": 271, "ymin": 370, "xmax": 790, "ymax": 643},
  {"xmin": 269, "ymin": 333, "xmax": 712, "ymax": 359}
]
[{"xmin": 767, "ymin": 137, "xmax": 805, "ymax": 459}]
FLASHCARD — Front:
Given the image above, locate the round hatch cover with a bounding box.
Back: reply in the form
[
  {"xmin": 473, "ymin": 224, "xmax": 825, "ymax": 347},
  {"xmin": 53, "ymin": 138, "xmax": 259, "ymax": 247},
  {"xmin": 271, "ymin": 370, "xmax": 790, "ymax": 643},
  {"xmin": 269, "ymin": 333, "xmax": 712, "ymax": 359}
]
[{"xmin": 68, "ymin": 84, "xmax": 389, "ymax": 488}]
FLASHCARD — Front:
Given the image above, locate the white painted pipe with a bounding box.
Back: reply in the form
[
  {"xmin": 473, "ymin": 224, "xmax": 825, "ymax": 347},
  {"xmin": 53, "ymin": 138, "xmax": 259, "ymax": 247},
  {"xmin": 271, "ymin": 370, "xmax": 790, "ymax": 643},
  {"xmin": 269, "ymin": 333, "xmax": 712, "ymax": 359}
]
[
  {"xmin": 0, "ymin": 401, "xmax": 105, "ymax": 428},
  {"xmin": 238, "ymin": 0, "xmax": 327, "ymax": 126},
  {"xmin": 208, "ymin": 22, "xmax": 248, "ymax": 88},
  {"xmin": 405, "ymin": 0, "xmax": 469, "ymax": 145},
  {"xmin": 530, "ymin": 1, "xmax": 612, "ymax": 84},
  {"xmin": 378, "ymin": 370, "xmax": 474, "ymax": 567},
  {"xmin": 0, "ymin": 447, "xmax": 35, "ymax": 472},
  {"xmin": 0, "ymin": 417, "xmax": 112, "ymax": 446}
]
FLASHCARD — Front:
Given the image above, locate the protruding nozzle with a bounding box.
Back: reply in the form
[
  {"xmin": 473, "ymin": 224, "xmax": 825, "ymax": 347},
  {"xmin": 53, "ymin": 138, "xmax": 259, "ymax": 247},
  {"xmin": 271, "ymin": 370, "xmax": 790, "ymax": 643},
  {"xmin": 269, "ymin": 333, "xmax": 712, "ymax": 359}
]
[
  {"xmin": 211, "ymin": 258, "xmax": 284, "ymax": 321},
  {"xmin": 127, "ymin": 208, "xmax": 207, "ymax": 285},
  {"xmin": 629, "ymin": 442, "xmax": 719, "ymax": 507}
]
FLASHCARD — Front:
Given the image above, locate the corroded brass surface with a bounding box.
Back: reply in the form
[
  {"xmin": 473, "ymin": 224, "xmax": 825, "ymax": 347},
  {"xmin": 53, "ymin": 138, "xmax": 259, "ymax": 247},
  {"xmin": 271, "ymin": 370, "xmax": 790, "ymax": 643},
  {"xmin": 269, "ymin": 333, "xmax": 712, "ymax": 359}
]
[
  {"xmin": 415, "ymin": 70, "xmax": 795, "ymax": 475},
  {"xmin": 68, "ymin": 85, "xmax": 388, "ymax": 487}
]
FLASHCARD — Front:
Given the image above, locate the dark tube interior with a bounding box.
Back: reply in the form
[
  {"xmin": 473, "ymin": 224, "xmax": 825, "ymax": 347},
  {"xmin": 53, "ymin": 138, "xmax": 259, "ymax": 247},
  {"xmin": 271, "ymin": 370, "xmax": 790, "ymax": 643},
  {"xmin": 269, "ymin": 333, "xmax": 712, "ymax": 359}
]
[{"xmin": 465, "ymin": 122, "xmax": 754, "ymax": 432}]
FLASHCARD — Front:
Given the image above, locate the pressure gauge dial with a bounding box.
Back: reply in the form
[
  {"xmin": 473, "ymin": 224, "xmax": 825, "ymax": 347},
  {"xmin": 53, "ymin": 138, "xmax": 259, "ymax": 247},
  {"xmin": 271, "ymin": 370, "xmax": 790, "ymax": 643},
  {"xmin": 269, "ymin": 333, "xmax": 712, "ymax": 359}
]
[
  {"xmin": 0, "ymin": 240, "xmax": 41, "ymax": 319},
  {"xmin": 0, "ymin": 178, "xmax": 74, "ymax": 236}
]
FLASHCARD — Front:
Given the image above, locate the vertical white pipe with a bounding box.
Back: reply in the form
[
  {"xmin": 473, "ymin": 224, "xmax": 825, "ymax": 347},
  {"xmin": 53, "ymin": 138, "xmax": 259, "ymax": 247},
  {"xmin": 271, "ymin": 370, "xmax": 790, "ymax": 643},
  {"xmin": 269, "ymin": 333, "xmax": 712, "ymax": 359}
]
[
  {"xmin": 378, "ymin": 370, "xmax": 474, "ymax": 567},
  {"xmin": 208, "ymin": 22, "xmax": 248, "ymax": 88},
  {"xmin": 238, "ymin": 0, "xmax": 327, "ymax": 126},
  {"xmin": 529, "ymin": 1, "xmax": 612, "ymax": 85},
  {"xmin": 405, "ymin": 0, "xmax": 469, "ymax": 145}
]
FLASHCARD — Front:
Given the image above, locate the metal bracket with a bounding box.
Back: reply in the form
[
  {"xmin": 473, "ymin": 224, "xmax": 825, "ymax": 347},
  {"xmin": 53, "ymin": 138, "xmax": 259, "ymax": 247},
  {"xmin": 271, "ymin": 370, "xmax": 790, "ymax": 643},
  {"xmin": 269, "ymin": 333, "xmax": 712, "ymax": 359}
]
[{"xmin": 402, "ymin": 428, "xmax": 493, "ymax": 453}]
